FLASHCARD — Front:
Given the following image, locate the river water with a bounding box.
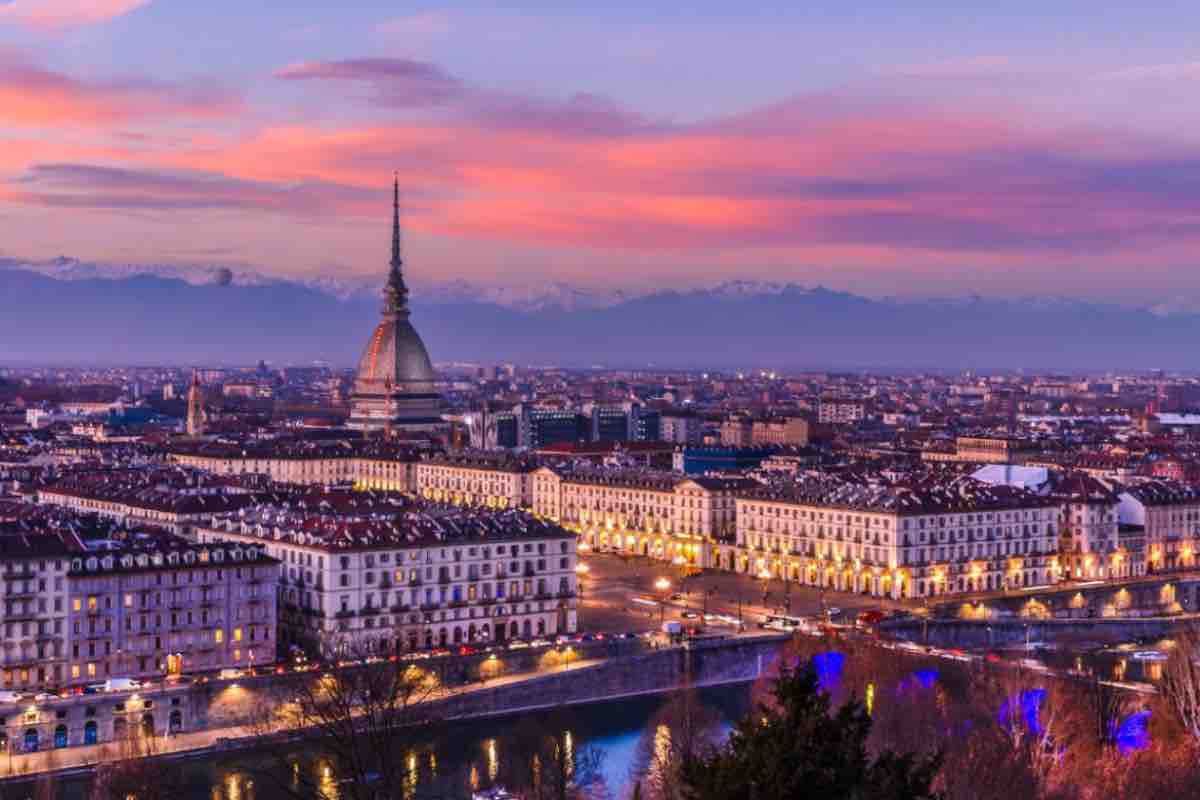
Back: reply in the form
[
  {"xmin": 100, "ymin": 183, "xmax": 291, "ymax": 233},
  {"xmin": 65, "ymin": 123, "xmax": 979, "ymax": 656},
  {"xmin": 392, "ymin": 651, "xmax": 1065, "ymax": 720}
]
[{"xmin": 51, "ymin": 684, "xmax": 754, "ymax": 800}]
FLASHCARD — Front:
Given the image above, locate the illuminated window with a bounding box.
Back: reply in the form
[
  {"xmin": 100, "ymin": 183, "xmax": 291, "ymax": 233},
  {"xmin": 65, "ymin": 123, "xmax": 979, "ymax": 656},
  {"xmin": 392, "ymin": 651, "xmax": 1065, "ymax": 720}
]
[
  {"xmin": 124, "ymin": 594, "xmax": 133, "ymax": 608},
  {"xmin": 86, "ymin": 663, "xmax": 96, "ymax": 677},
  {"xmin": 71, "ymin": 665, "xmax": 80, "ymax": 679},
  {"xmin": 214, "ymin": 629, "xmax": 224, "ymax": 644},
  {"xmin": 233, "ymin": 627, "xmax": 242, "ymax": 642},
  {"xmin": 87, "ymin": 596, "xmax": 97, "ymax": 611},
  {"xmin": 72, "ymin": 598, "xmax": 81, "ymax": 612},
  {"xmin": 233, "ymin": 649, "xmax": 241, "ymax": 661}
]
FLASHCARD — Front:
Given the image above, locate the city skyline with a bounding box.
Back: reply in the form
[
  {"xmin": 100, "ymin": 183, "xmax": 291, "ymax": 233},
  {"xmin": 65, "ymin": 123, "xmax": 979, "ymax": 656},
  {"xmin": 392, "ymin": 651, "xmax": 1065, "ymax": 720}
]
[{"xmin": 4, "ymin": 1, "xmax": 1200, "ymax": 304}]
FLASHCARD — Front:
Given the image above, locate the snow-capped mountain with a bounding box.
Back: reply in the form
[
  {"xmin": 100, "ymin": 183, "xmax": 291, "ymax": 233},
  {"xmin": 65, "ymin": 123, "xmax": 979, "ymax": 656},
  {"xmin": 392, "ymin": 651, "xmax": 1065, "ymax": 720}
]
[{"xmin": 7, "ymin": 258, "xmax": 1200, "ymax": 369}]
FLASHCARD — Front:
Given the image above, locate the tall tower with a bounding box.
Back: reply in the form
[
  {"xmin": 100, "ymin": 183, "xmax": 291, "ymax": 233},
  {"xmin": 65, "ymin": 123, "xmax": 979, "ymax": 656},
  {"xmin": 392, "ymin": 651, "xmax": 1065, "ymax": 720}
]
[
  {"xmin": 348, "ymin": 177, "xmax": 443, "ymax": 433},
  {"xmin": 186, "ymin": 370, "xmax": 207, "ymax": 436}
]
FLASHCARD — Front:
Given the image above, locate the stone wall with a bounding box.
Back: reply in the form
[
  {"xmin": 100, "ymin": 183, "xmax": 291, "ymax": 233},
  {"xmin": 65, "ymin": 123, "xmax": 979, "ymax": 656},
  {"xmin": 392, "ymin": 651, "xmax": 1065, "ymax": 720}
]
[{"xmin": 880, "ymin": 616, "xmax": 1182, "ymax": 648}]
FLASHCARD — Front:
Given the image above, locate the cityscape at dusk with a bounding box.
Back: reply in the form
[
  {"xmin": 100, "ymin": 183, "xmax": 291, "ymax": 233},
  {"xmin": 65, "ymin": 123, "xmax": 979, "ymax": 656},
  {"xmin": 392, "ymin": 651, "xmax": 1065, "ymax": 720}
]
[{"xmin": 8, "ymin": 3, "xmax": 1200, "ymax": 800}]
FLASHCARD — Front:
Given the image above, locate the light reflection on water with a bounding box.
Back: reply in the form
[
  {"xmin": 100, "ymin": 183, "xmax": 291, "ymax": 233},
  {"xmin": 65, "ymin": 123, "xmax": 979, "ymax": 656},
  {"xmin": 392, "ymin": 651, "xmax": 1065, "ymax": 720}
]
[{"xmin": 55, "ymin": 685, "xmax": 752, "ymax": 800}]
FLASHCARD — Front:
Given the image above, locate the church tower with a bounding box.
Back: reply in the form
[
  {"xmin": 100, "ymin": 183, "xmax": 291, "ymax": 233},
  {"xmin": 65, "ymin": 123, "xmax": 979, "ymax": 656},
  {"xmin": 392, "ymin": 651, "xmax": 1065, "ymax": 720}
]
[
  {"xmin": 186, "ymin": 370, "xmax": 207, "ymax": 437},
  {"xmin": 348, "ymin": 177, "xmax": 443, "ymax": 433}
]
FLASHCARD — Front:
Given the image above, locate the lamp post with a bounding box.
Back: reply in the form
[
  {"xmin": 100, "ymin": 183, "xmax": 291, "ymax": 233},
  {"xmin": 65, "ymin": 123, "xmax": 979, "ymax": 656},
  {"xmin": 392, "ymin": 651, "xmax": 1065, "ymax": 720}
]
[{"xmin": 655, "ymin": 577, "xmax": 671, "ymax": 625}]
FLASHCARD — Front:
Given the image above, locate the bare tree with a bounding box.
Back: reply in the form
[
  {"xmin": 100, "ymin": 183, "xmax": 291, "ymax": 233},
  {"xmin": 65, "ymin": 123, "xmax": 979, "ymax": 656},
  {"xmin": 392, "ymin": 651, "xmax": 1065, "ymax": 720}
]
[
  {"xmin": 90, "ymin": 732, "xmax": 185, "ymax": 800},
  {"xmin": 235, "ymin": 647, "xmax": 447, "ymax": 800},
  {"xmin": 631, "ymin": 688, "xmax": 724, "ymax": 800},
  {"xmin": 1160, "ymin": 624, "xmax": 1200, "ymax": 743}
]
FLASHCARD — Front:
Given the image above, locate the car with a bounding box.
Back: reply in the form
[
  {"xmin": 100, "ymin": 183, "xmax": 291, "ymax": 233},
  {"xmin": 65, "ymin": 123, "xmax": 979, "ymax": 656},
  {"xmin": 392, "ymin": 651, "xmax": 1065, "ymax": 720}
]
[
  {"xmin": 669, "ymin": 593, "xmax": 682, "ymax": 601},
  {"xmin": 458, "ymin": 645, "xmax": 478, "ymax": 656},
  {"xmin": 507, "ymin": 640, "xmax": 531, "ymax": 650},
  {"xmin": 681, "ymin": 611, "xmax": 699, "ymax": 620},
  {"xmin": 580, "ymin": 633, "xmax": 596, "ymax": 642},
  {"xmin": 826, "ymin": 606, "xmax": 843, "ymax": 618},
  {"xmin": 622, "ymin": 632, "xmax": 639, "ymax": 640},
  {"xmin": 530, "ymin": 639, "xmax": 552, "ymax": 648}
]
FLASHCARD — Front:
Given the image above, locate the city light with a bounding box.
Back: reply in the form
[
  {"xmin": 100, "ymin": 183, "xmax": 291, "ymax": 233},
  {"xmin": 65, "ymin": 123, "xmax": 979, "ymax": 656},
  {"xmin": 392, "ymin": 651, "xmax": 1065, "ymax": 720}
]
[{"xmin": 655, "ymin": 577, "xmax": 671, "ymax": 591}]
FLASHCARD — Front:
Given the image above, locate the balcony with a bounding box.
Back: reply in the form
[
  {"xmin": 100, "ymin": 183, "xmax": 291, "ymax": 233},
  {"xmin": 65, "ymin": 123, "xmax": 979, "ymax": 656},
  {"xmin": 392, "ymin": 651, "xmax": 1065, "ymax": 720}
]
[
  {"xmin": 419, "ymin": 603, "xmax": 440, "ymax": 611},
  {"xmin": 389, "ymin": 604, "xmax": 410, "ymax": 613},
  {"xmin": 335, "ymin": 609, "xmax": 356, "ymax": 619}
]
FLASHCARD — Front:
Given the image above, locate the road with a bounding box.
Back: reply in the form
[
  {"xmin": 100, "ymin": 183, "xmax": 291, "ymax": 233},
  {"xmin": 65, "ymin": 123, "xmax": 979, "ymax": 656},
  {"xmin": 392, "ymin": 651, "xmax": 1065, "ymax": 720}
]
[{"xmin": 576, "ymin": 552, "xmax": 908, "ymax": 633}]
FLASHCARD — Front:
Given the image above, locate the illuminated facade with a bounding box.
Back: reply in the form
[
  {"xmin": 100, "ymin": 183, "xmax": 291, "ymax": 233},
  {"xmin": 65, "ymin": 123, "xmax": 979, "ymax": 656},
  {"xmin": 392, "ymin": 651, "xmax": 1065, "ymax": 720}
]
[
  {"xmin": 415, "ymin": 451, "xmax": 537, "ymax": 509},
  {"xmin": 725, "ymin": 477, "xmax": 1060, "ymax": 600},
  {"xmin": 199, "ymin": 502, "xmax": 577, "ymax": 658},
  {"xmin": 530, "ymin": 466, "xmax": 752, "ymax": 568},
  {"xmin": 1118, "ymin": 480, "xmax": 1200, "ymax": 575}
]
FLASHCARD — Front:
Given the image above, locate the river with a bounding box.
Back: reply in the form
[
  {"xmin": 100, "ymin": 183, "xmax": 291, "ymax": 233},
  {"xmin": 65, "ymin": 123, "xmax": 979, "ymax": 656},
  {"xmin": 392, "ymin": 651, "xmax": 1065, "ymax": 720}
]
[{"xmin": 47, "ymin": 684, "xmax": 754, "ymax": 800}]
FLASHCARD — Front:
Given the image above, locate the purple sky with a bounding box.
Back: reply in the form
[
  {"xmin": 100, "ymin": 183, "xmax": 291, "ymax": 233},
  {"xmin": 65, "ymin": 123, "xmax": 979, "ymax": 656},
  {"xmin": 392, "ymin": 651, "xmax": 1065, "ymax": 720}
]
[{"xmin": 3, "ymin": 0, "xmax": 1200, "ymax": 304}]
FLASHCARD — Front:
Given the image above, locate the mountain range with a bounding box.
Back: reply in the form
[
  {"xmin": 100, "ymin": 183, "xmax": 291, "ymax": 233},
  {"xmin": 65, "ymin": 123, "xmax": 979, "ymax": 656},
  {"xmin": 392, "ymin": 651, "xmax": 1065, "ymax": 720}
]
[{"xmin": 1, "ymin": 260, "xmax": 1198, "ymax": 370}]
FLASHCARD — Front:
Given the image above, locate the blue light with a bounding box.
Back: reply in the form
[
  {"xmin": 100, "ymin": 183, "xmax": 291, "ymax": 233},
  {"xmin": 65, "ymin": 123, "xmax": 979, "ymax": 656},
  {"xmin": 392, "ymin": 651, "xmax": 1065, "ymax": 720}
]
[
  {"xmin": 1114, "ymin": 710, "xmax": 1151, "ymax": 756},
  {"xmin": 913, "ymin": 669, "xmax": 939, "ymax": 689},
  {"xmin": 811, "ymin": 652, "xmax": 845, "ymax": 692},
  {"xmin": 999, "ymin": 688, "xmax": 1045, "ymax": 735}
]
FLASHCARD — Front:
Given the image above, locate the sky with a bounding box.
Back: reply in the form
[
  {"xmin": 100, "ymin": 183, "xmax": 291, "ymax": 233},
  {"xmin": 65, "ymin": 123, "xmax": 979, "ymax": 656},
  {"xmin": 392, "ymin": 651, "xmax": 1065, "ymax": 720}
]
[{"xmin": 3, "ymin": 0, "xmax": 1200, "ymax": 304}]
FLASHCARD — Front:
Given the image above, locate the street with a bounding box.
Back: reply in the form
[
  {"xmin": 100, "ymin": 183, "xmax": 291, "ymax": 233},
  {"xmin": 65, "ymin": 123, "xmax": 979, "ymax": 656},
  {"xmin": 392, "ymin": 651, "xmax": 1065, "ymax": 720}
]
[{"xmin": 576, "ymin": 552, "xmax": 908, "ymax": 633}]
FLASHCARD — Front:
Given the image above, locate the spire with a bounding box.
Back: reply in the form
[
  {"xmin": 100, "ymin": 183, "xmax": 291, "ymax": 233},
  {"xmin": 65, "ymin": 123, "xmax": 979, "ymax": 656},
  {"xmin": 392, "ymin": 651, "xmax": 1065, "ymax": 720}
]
[
  {"xmin": 391, "ymin": 173, "xmax": 401, "ymax": 269},
  {"xmin": 383, "ymin": 172, "xmax": 410, "ymax": 317}
]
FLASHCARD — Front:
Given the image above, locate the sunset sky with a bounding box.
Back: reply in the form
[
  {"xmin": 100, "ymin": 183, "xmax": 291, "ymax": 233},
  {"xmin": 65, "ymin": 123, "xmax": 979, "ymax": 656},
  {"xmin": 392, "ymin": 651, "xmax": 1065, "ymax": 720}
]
[{"xmin": 3, "ymin": 0, "xmax": 1200, "ymax": 303}]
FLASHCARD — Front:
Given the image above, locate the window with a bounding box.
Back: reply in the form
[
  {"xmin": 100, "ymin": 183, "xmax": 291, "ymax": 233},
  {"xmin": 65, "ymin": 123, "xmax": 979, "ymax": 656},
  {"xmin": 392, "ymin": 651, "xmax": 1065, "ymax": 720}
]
[{"xmin": 214, "ymin": 629, "xmax": 224, "ymax": 644}]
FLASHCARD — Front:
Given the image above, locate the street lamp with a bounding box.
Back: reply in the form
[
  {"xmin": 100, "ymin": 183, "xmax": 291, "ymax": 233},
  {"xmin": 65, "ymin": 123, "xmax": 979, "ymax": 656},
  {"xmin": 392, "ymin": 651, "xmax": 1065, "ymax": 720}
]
[
  {"xmin": 757, "ymin": 568, "xmax": 771, "ymax": 609},
  {"xmin": 655, "ymin": 577, "xmax": 671, "ymax": 624},
  {"xmin": 575, "ymin": 562, "xmax": 589, "ymax": 600}
]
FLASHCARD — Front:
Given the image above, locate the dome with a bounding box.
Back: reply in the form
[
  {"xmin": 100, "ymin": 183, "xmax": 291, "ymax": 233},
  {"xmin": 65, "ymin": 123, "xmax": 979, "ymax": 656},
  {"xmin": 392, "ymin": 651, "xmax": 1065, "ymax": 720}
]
[{"xmin": 354, "ymin": 316, "xmax": 437, "ymax": 392}]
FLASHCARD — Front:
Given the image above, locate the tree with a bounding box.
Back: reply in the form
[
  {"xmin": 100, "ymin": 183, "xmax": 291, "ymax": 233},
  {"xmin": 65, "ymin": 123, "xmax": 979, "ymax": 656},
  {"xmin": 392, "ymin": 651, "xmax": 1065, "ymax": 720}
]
[
  {"xmin": 1160, "ymin": 624, "xmax": 1200, "ymax": 743},
  {"xmin": 632, "ymin": 687, "xmax": 724, "ymax": 800},
  {"xmin": 679, "ymin": 662, "xmax": 943, "ymax": 800},
  {"xmin": 236, "ymin": 651, "xmax": 446, "ymax": 800}
]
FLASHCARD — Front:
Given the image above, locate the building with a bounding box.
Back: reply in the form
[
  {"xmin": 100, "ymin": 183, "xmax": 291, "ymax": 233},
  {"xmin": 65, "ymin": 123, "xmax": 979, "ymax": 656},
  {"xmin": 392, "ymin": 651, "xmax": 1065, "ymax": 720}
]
[
  {"xmin": 1, "ymin": 531, "xmax": 278, "ymax": 692},
  {"xmin": 1117, "ymin": 480, "xmax": 1200, "ymax": 575},
  {"xmin": 954, "ymin": 436, "xmax": 1033, "ymax": 464},
  {"xmin": 818, "ymin": 397, "xmax": 868, "ymax": 425},
  {"xmin": 64, "ymin": 539, "xmax": 278, "ymax": 685},
  {"xmin": 167, "ymin": 439, "xmax": 417, "ymax": 492},
  {"xmin": 348, "ymin": 179, "xmax": 443, "ymax": 433},
  {"xmin": 531, "ymin": 465, "xmax": 755, "ymax": 568},
  {"xmin": 37, "ymin": 473, "xmax": 259, "ymax": 539},
  {"xmin": 724, "ymin": 476, "xmax": 1060, "ymax": 600},
  {"xmin": 0, "ymin": 533, "xmax": 78, "ymax": 690},
  {"xmin": 198, "ymin": 499, "xmax": 577, "ymax": 658},
  {"xmin": 673, "ymin": 445, "xmax": 775, "ymax": 475},
  {"xmin": 414, "ymin": 450, "xmax": 538, "ymax": 509},
  {"xmin": 185, "ymin": 371, "xmax": 206, "ymax": 437},
  {"xmin": 659, "ymin": 410, "xmax": 701, "ymax": 445},
  {"xmin": 751, "ymin": 416, "xmax": 810, "ymax": 447},
  {"xmin": 1049, "ymin": 473, "xmax": 1135, "ymax": 581}
]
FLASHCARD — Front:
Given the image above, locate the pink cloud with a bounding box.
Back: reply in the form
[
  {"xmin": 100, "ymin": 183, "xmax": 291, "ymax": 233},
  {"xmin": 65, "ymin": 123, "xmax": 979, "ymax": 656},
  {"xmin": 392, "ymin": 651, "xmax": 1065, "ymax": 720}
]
[
  {"xmin": 8, "ymin": 51, "xmax": 1200, "ymax": 283},
  {"xmin": 0, "ymin": 51, "xmax": 240, "ymax": 126},
  {"xmin": 0, "ymin": 0, "xmax": 149, "ymax": 30}
]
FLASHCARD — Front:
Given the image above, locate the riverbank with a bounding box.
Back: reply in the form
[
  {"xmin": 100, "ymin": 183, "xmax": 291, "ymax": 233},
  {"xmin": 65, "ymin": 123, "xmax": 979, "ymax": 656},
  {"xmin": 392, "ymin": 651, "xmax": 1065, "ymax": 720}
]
[{"xmin": 0, "ymin": 633, "xmax": 788, "ymax": 784}]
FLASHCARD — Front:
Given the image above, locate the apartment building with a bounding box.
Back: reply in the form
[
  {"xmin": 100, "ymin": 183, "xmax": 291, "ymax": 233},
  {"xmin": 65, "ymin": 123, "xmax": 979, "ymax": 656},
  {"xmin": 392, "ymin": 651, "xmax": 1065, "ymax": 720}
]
[
  {"xmin": 531, "ymin": 465, "xmax": 755, "ymax": 568},
  {"xmin": 1050, "ymin": 473, "xmax": 1137, "ymax": 580},
  {"xmin": 37, "ymin": 476, "xmax": 256, "ymax": 539},
  {"xmin": 725, "ymin": 476, "xmax": 1060, "ymax": 600},
  {"xmin": 198, "ymin": 498, "xmax": 577, "ymax": 659},
  {"xmin": 0, "ymin": 532, "xmax": 277, "ymax": 692},
  {"xmin": 414, "ymin": 450, "xmax": 538, "ymax": 509},
  {"xmin": 1118, "ymin": 480, "xmax": 1200, "ymax": 574},
  {"xmin": 65, "ymin": 540, "xmax": 278, "ymax": 685},
  {"xmin": 0, "ymin": 534, "xmax": 77, "ymax": 690},
  {"xmin": 167, "ymin": 440, "xmax": 417, "ymax": 492}
]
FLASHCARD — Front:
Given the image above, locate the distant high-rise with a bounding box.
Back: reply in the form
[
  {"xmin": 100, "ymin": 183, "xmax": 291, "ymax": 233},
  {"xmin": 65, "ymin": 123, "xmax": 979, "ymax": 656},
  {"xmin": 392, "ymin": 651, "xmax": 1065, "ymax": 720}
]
[
  {"xmin": 348, "ymin": 178, "xmax": 443, "ymax": 433},
  {"xmin": 186, "ymin": 370, "xmax": 206, "ymax": 436}
]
